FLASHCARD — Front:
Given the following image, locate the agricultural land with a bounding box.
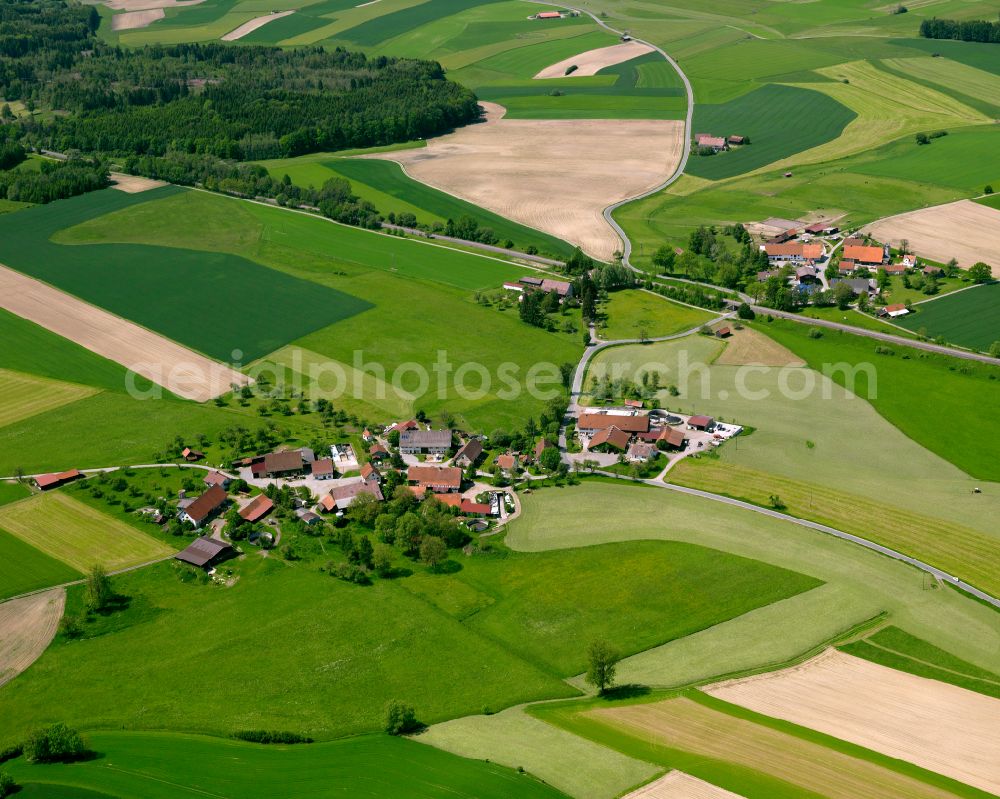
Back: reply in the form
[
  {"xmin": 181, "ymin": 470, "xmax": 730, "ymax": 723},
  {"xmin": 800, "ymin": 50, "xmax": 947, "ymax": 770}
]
[{"xmin": 0, "ymin": 0, "xmax": 999, "ymax": 797}]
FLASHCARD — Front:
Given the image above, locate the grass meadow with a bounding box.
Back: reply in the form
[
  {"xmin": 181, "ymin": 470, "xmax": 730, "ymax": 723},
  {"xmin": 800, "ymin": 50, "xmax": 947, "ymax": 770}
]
[
  {"xmin": 58, "ymin": 189, "xmax": 582, "ymax": 430},
  {"xmin": 0, "ymin": 369, "xmax": 97, "ymax": 428},
  {"xmin": 4, "ymin": 731, "xmax": 566, "ymax": 799},
  {"xmin": 895, "ymin": 284, "xmax": 1000, "ymax": 352},
  {"xmin": 0, "ymin": 188, "xmax": 370, "ymax": 362},
  {"xmin": 0, "ymin": 527, "xmax": 81, "ymax": 601},
  {"xmin": 256, "ymin": 155, "xmax": 575, "ymax": 257},
  {"xmin": 0, "ymin": 535, "xmax": 816, "ymax": 744},
  {"xmin": 584, "ymin": 331, "xmax": 1000, "ymax": 537},
  {"xmin": 508, "ymin": 482, "xmax": 1000, "ymax": 687},
  {"xmin": 757, "ymin": 319, "xmax": 1000, "ymax": 481},
  {"xmin": 0, "ymin": 492, "xmax": 173, "ymax": 572},
  {"xmin": 599, "ymin": 290, "xmax": 716, "ymax": 340}
]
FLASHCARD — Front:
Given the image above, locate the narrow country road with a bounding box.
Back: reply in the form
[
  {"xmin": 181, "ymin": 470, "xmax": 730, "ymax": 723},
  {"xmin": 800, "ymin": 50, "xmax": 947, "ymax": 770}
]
[{"xmin": 528, "ymin": 0, "xmax": 695, "ymax": 267}]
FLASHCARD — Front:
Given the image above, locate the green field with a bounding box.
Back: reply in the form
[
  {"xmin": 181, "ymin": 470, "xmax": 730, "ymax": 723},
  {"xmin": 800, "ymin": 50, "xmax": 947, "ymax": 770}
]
[
  {"xmin": 758, "ymin": 319, "xmax": 1000, "ymax": 481},
  {"xmin": 841, "ymin": 626, "xmax": 1000, "ymax": 699},
  {"xmin": 894, "ymin": 284, "xmax": 1000, "ymax": 352},
  {"xmin": 0, "ymin": 188, "xmax": 370, "ymax": 362},
  {"xmin": 507, "ymin": 482, "xmax": 1000, "ymax": 688},
  {"xmin": 57, "ymin": 189, "xmax": 582, "ymax": 430},
  {"xmin": 599, "ymin": 291, "xmax": 716, "ymax": 340},
  {"xmin": 238, "ymin": 0, "xmax": 361, "ymax": 43},
  {"xmin": 0, "ymin": 369, "xmax": 97, "ymax": 428},
  {"xmin": 4, "ymin": 731, "xmax": 567, "ymax": 799},
  {"xmin": 0, "ymin": 527, "xmax": 81, "ymax": 601},
  {"xmin": 685, "ymin": 84, "xmax": 857, "ymax": 180},
  {"xmin": 850, "ymin": 127, "xmax": 1000, "ymax": 193},
  {"xmin": 0, "ymin": 309, "xmax": 152, "ymax": 394},
  {"xmin": 405, "ymin": 540, "xmax": 820, "ymax": 676},
  {"xmin": 977, "ymin": 194, "xmax": 1000, "ymax": 211},
  {"xmin": 0, "ymin": 480, "xmax": 30, "ymax": 506},
  {"xmin": 334, "ymin": 0, "xmax": 504, "ymax": 47},
  {"xmin": 0, "ymin": 492, "xmax": 174, "ymax": 572},
  {"xmin": 256, "ymin": 155, "xmax": 575, "ymax": 257}
]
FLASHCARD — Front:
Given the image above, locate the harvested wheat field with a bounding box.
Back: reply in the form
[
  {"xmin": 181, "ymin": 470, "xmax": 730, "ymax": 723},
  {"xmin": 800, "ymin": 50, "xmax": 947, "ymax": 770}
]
[
  {"xmin": 590, "ymin": 697, "xmax": 959, "ymax": 799},
  {"xmin": 863, "ymin": 200, "xmax": 1000, "ymax": 268},
  {"xmin": 111, "ymin": 8, "xmax": 164, "ymax": 29},
  {"xmin": 0, "ymin": 266, "xmax": 248, "ymax": 402},
  {"xmin": 534, "ymin": 41, "xmax": 655, "ymax": 79},
  {"xmin": 0, "ymin": 589, "xmax": 65, "ymax": 688},
  {"xmin": 705, "ymin": 649, "xmax": 1000, "ymax": 795},
  {"xmin": 109, "ymin": 172, "xmax": 167, "ymax": 193},
  {"xmin": 714, "ymin": 326, "xmax": 805, "ymax": 367},
  {"xmin": 221, "ymin": 10, "xmax": 295, "ymax": 41},
  {"xmin": 371, "ymin": 103, "xmax": 683, "ymax": 260},
  {"xmin": 624, "ymin": 771, "xmax": 744, "ymax": 799}
]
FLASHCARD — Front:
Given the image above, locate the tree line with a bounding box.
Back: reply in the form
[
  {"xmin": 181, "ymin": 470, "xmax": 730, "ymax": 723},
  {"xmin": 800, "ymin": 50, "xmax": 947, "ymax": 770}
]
[
  {"xmin": 0, "ymin": 154, "xmax": 109, "ymax": 203},
  {"xmin": 920, "ymin": 17, "xmax": 1000, "ymax": 42},
  {"xmin": 1, "ymin": 0, "xmax": 479, "ymax": 162}
]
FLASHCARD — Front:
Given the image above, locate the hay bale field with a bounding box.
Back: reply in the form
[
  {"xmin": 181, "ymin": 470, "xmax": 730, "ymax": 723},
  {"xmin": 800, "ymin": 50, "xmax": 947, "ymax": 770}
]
[
  {"xmin": 0, "ymin": 588, "xmax": 65, "ymax": 687},
  {"xmin": 0, "ymin": 492, "xmax": 173, "ymax": 573},
  {"xmin": 369, "ymin": 102, "xmax": 684, "ymax": 261},
  {"xmin": 623, "ymin": 771, "xmax": 744, "ymax": 799},
  {"xmin": 534, "ymin": 41, "xmax": 654, "ymax": 79},
  {"xmin": 863, "ymin": 199, "xmax": 1000, "ymax": 268},
  {"xmin": 591, "ymin": 697, "xmax": 960, "ymax": 799},
  {"xmin": 220, "ymin": 10, "xmax": 296, "ymax": 41},
  {"xmin": 0, "ymin": 265, "xmax": 248, "ymax": 402},
  {"xmin": 705, "ymin": 649, "xmax": 1000, "ymax": 795}
]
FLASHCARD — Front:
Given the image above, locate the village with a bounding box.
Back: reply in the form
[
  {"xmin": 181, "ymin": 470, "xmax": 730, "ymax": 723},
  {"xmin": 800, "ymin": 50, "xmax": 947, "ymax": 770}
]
[
  {"xmin": 28, "ymin": 398, "xmax": 743, "ymax": 575},
  {"xmin": 751, "ymin": 217, "xmax": 954, "ymax": 318}
]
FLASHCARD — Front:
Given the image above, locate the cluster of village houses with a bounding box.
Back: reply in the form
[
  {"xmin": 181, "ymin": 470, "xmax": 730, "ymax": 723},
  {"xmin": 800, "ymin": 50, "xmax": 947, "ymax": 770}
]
[
  {"xmin": 575, "ymin": 404, "xmax": 742, "ymax": 463},
  {"xmin": 757, "ymin": 224, "xmax": 943, "ymax": 318},
  {"xmin": 502, "ymin": 275, "xmax": 574, "ymax": 300}
]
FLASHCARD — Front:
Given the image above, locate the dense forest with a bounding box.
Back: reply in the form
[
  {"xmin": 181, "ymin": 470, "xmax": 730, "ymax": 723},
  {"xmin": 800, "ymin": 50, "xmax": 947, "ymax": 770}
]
[
  {"xmin": 919, "ymin": 17, "xmax": 1000, "ymax": 42},
  {"xmin": 0, "ymin": 0, "xmax": 480, "ymax": 161}
]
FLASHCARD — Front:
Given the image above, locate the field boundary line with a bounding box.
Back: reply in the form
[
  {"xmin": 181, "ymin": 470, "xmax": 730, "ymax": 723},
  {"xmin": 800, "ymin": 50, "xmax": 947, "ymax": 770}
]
[
  {"xmin": 859, "ymin": 640, "xmax": 1000, "ymax": 688},
  {"xmin": 911, "ymin": 281, "xmax": 993, "ymax": 306}
]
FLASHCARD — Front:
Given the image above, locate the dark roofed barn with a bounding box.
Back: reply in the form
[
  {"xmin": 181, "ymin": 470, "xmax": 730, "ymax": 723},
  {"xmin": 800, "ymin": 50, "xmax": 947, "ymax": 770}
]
[{"xmin": 175, "ymin": 536, "xmax": 233, "ymax": 569}]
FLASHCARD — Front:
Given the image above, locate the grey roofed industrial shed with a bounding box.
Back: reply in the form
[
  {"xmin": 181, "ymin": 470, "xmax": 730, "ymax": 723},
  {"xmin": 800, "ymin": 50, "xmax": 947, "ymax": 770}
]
[{"xmin": 174, "ymin": 536, "xmax": 233, "ymax": 568}]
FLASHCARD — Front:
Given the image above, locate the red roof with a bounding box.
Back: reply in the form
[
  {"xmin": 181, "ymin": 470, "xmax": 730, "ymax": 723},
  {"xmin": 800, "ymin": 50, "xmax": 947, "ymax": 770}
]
[
  {"xmin": 588, "ymin": 426, "xmax": 631, "ymax": 451},
  {"xmin": 688, "ymin": 415, "xmax": 714, "ymax": 428},
  {"xmin": 392, "ymin": 420, "xmax": 419, "ymax": 433},
  {"xmin": 659, "ymin": 427, "xmax": 686, "ymax": 447},
  {"xmin": 461, "ymin": 499, "xmax": 491, "ymax": 516},
  {"xmin": 203, "ymin": 470, "xmax": 228, "ymax": 487},
  {"xmin": 239, "ymin": 494, "xmax": 274, "ymax": 522},
  {"xmin": 536, "ymin": 11, "xmax": 561, "ymax": 17},
  {"xmin": 432, "ymin": 493, "xmax": 462, "ymax": 508},
  {"xmin": 843, "ymin": 244, "xmax": 884, "ymax": 264},
  {"xmin": 183, "ymin": 485, "xmax": 227, "ymax": 525},
  {"xmin": 578, "ymin": 413, "xmax": 649, "ymax": 433},
  {"xmin": 360, "ymin": 462, "xmax": 379, "ymax": 481},
  {"xmin": 407, "ymin": 466, "xmax": 462, "ymax": 490},
  {"xmin": 624, "ymin": 399, "xmax": 643, "ymax": 408},
  {"xmin": 884, "ymin": 303, "xmax": 907, "ymax": 313},
  {"xmin": 34, "ymin": 469, "xmax": 83, "ymax": 490},
  {"xmin": 311, "ymin": 458, "xmax": 335, "ymax": 478},
  {"xmin": 496, "ymin": 453, "xmax": 518, "ymax": 471}
]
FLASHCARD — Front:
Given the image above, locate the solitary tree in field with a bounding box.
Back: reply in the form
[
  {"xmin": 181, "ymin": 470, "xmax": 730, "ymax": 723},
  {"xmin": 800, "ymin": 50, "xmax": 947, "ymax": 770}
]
[
  {"xmin": 85, "ymin": 565, "xmax": 112, "ymax": 612},
  {"xmin": 586, "ymin": 639, "xmax": 619, "ymax": 694},
  {"xmin": 420, "ymin": 536, "xmax": 446, "ymax": 571},
  {"xmin": 384, "ymin": 701, "xmax": 419, "ymax": 735},
  {"xmin": 969, "ymin": 262, "xmax": 992, "ymax": 283}
]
